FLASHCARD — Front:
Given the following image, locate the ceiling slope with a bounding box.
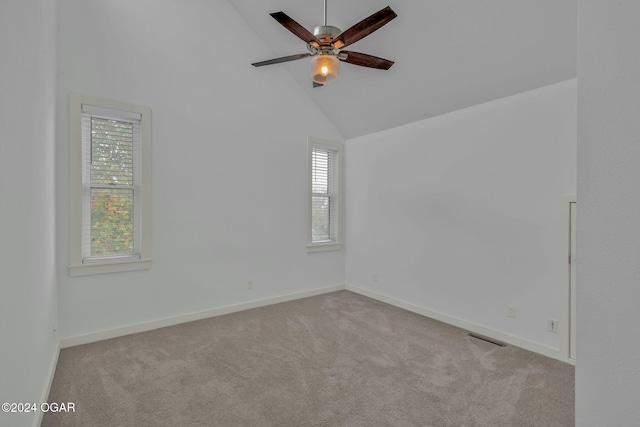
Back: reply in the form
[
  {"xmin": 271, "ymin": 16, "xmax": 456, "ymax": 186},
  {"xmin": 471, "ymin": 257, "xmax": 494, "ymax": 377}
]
[{"xmin": 229, "ymin": 0, "xmax": 576, "ymax": 139}]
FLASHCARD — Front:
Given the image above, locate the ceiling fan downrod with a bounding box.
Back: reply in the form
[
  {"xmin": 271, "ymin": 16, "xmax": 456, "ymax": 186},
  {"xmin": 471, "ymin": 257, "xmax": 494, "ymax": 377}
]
[{"xmin": 324, "ymin": 0, "xmax": 327, "ymax": 26}]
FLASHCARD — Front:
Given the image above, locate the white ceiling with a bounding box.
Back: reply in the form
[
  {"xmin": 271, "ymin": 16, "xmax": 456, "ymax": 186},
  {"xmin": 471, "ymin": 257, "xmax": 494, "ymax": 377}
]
[{"xmin": 229, "ymin": 0, "xmax": 577, "ymax": 139}]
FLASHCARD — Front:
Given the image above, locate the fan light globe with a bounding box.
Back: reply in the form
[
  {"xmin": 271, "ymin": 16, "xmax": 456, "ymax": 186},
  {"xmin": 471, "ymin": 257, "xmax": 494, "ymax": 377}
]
[{"xmin": 310, "ymin": 54, "xmax": 340, "ymax": 85}]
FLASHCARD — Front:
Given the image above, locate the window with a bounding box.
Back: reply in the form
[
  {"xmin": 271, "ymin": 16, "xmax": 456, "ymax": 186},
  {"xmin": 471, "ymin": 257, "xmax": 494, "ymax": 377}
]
[
  {"xmin": 69, "ymin": 94, "xmax": 152, "ymax": 276},
  {"xmin": 307, "ymin": 137, "xmax": 343, "ymax": 252}
]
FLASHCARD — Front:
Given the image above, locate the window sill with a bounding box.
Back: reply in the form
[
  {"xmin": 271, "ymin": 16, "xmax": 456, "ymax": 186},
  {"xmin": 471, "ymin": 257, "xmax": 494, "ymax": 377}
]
[
  {"xmin": 306, "ymin": 242, "xmax": 343, "ymax": 253},
  {"xmin": 69, "ymin": 258, "xmax": 151, "ymax": 276}
]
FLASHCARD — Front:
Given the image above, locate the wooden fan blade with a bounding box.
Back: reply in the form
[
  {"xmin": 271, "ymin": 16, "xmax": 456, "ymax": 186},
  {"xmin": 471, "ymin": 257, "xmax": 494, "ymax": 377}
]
[
  {"xmin": 313, "ymin": 81, "xmax": 324, "ymax": 88},
  {"xmin": 252, "ymin": 53, "xmax": 311, "ymax": 67},
  {"xmin": 333, "ymin": 6, "xmax": 397, "ymax": 49},
  {"xmin": 340, "ymin": 51, "xmax": 394, "ymax": 70},
  {"xmin": 270, "ymin": 12, "xmax": 321, "ymax": 46}
]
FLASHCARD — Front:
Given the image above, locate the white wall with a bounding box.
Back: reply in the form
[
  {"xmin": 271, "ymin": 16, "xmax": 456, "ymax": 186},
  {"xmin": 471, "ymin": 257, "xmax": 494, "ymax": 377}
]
[
  {"xmin": 576, "ymin": 1, "xmax": 640, "ymax": 424},
  {"xmin": 56, "ymin": 0, "xmax": 344, "ymax": 340},
  {"xmin": 346, "ymin": 80, "xmax": 576, "ymax": 352},
  {"xmin": 0, "ymin": 1, "xmax": 58, "ymax": 426}
]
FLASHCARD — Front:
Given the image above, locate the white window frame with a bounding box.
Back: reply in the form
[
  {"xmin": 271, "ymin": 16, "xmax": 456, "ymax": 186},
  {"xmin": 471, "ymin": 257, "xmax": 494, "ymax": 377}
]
[
  {"xmin": 69, "ymin": 93, "xmax": 152, "ymax": 276},
  {"xmin": 307, "ymin": 136, "xmax": 343, "ymax": 252}
]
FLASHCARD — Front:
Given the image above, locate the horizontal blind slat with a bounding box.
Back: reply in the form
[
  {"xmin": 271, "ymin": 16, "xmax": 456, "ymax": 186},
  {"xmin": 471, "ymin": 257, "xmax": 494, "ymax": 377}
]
[{"xmin": 90, "ymin": 116, "xmax": 134, "ymax": 186}]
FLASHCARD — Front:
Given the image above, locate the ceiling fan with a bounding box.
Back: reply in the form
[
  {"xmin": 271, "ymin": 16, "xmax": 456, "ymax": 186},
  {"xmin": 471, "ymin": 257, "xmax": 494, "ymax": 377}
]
[{"xmin": 251, "ymin": 1, "xmax": 397, "ymax": 87}]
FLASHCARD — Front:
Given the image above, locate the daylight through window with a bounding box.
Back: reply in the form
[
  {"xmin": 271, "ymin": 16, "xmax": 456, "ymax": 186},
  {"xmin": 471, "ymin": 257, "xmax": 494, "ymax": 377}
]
[
  {"xmin": 311, "ymin": 147, "xmax": 334, "ymax": 242},
  {"xmin": 308, "ymin": 137, "xmax": 342, "ymax": 252},
  {"xmin": 83, "ymin": 110, "xmax": 140, "ymax": 259}
]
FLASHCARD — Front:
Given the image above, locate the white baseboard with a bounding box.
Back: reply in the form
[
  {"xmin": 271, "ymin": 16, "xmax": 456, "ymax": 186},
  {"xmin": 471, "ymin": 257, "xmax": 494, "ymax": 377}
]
[
  {"xmin": 345, "ymin": 284, "xmax": 573, "ymax": 364},
  {"xmin": 60, "ymin": 284, "xmax": 346, "ymax": 348},
  {"xmin": 60, "ymin": 282, "xmax": 574, "ymax": 364},
  {"xmin": 34, "ymin": 340, "xmax": 61, "ymax": 427}
]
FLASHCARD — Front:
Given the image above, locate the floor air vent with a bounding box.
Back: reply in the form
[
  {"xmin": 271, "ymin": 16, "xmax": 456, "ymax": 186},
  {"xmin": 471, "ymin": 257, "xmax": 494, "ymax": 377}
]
[{"xmin": 467, "ymin": 333, "xmax": 507, "ymax": 347}]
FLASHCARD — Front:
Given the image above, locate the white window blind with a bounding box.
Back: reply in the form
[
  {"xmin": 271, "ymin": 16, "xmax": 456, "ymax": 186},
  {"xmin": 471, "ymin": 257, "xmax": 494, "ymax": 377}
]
[
  {"xmin": 311, "ymin": 146, "xmax": 337, "ymax": 243},
  {"xmin": 81, "ymin": 105, "xmax": 142, "ymax": 262}
]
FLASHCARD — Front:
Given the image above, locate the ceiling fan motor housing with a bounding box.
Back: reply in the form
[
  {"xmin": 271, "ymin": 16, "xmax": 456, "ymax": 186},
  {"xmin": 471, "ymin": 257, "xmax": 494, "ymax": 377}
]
[{"xmin": 313, "ymin": 25, "xmax": 341, "ymax": 43}]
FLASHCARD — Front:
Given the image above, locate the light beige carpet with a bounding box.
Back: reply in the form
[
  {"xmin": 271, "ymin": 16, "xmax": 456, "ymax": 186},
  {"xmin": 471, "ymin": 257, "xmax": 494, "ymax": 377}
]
[{"xmin": 42, "ymin": 290, "xmax": 574, "ymax": 426}]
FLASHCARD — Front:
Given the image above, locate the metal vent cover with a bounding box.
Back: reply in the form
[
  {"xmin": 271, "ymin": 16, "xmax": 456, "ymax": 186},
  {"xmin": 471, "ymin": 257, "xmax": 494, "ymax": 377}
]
[{"xmin": 467, "ymin": 332, "xmax": 507, "ymax": 347}]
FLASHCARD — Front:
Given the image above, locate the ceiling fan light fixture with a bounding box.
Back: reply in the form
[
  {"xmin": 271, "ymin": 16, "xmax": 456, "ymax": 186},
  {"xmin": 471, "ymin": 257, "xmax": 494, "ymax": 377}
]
[{"xmin": 310, "ymin": 54, "xmax": 340, "ymax": 85}]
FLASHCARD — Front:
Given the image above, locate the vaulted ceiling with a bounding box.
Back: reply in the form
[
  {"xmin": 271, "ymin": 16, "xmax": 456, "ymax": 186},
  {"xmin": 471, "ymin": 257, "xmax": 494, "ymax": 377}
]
[{"xmin": 229, "ymin": 0, "xmax": 577, "ymax": 139}]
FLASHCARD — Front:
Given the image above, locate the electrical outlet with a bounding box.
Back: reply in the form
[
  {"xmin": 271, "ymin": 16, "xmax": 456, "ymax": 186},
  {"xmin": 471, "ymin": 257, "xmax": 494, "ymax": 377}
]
[
  {"xmin": 373, "ymin": 273, "xmax": 379, "ymax": 282},
  {"xmin": 548, "ymin": 319, "xmax": 559, "ymax": 333},
  {"xmin": 247, "ymin": 279, "xmax": 253, "ymax": 290},
  {"xmin": 507, "ymin": 305, "xmax": 516, "ymax": 318}
]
